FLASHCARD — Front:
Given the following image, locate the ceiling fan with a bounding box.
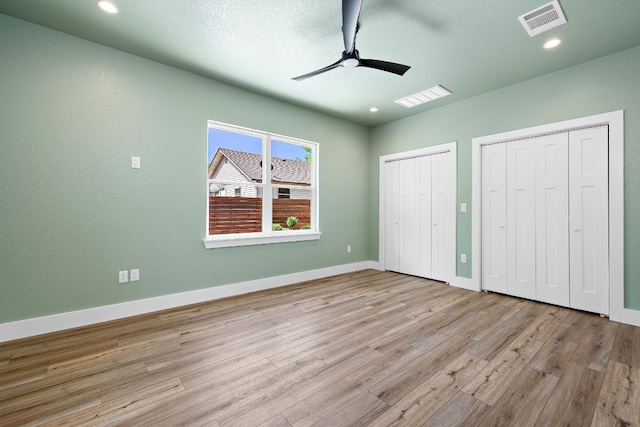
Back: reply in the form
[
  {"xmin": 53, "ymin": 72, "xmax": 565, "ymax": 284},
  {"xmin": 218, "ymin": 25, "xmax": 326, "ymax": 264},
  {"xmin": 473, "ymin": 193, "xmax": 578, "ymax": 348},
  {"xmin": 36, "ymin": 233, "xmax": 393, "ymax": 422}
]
[{"xmin": 292, "ymin": 0, "xmax": 411, "ymax": 81}]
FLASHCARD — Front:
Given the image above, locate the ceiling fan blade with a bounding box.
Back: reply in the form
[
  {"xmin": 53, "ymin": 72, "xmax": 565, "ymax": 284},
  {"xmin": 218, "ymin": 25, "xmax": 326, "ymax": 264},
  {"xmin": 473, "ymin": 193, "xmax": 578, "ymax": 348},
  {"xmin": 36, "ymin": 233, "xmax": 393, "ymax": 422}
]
[
  {"xmin": 292, "ymin": 59, "xmax": 343, "ymax": 81},
  {"xmin": 342, "ymin": 0, "xmax": 363, "ymax": 54},
  {"xmin": 358, "ymin": 58, "xmax": 411, "ymax": 76},
  {"xmin": 292, "ymin": 0, "xmax": 412, "ymax": 81}
]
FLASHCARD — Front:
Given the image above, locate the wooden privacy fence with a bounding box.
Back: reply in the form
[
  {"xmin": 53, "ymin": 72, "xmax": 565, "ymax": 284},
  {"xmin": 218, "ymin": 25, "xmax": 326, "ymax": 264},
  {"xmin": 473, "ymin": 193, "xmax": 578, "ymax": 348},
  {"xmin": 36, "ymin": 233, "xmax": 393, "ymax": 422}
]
[{"xmin": 209, "ymin": 196, "xmax": 311, "ymax": 234}]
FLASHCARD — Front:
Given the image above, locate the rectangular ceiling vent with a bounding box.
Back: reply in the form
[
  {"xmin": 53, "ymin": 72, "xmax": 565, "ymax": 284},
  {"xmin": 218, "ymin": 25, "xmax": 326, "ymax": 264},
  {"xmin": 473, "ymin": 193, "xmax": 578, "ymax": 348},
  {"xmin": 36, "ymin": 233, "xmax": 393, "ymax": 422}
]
[
  {"xmin": 518, "ymin": 0, "xmax": 567, "ymax": 37},
  {"xmin": 395, "ymin": 85, "xmax": 452, "ymax": 108}
]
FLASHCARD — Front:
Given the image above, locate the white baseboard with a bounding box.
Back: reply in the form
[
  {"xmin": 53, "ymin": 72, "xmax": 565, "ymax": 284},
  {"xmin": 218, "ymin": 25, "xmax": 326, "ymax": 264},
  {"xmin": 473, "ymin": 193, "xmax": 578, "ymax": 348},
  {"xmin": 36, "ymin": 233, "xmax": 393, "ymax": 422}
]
[
  {"xmin": 621, "ymin": 308, "xmax": 640, "ymax": 327},
  {"xmin": 0, "ymin": 261, "xmax": 374, "ymax": 343},
  {"xmin": 3, "ymin": 261, "xmax": 639, "ymax": 343},
  {"xmin": 367, "ymin": 261, "xmax": 383, "ymax": 271},
  {"xmin": 450, "ymin": 276, "xmax": 479, "ymax": 292}
]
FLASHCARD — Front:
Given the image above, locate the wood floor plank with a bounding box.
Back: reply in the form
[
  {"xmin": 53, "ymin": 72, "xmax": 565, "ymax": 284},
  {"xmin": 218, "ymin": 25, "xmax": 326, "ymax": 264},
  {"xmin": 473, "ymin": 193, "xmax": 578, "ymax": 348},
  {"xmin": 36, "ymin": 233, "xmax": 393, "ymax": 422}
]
[
  {"xmin": 0, "ymin": 361, "xmax": 146, "ymax": 417},
  {"xmin": 42, "ymin": 377, "xmax": 185, "ymax": 426},
  {"xmin": 571, "ymin": 320, "xmax": 618, "ymax": 372},
  {"xmin": 0, "ymin": 388, "xmax": 102, "ymax": 426},
  {"xmin": 591, "ymin": 360, "xmax": 640, "ymax": 427},
  {"xmin": 610, "ymin": 322, "xmax": 640, "ymax": 368},
  {"xmin": 528, "ymin": 323, "xmax": 585, "ymax": 377},
  {"xmin": 425, "ymin": 391, "xmax": 492, "ymax": 427},
  {"xmin": 258, "ymin": 414, "xmax": 293, "ymax": 427},
  {"xmin": 126, "ymin": 354, "xmax": 326, "ymax": 427},
  {"xmin": 462, "ymin": 331, "xmax": 545, "ymax": 405},
  {"xmin": 518, "ymin": 305, "xmax": 570, "ymax": 342},
  {"xmin": 368, "ymin": 352, "xmax": 487, "ymax": 426},
  {"xmin": 0, "ymin": 270, "xmax": 637, "ymax": 427},
  {"xmin": 460, "ymin": 304, "xmax": 519, "ymax": 341},
  {"xmin": 369, "ymin": 334, "xmax": 475, "ymax": 406},
  {"xmin": 310, "ymin": 391, "xmax": 388, "ymax": 427},
  {"xmin": 281, "ymin": 343, "xmax": 423, "ymax": 427},
  {"xmin": 466, "ymin": 318, "xmax": 528, "ymax": 362},
  {"xmin": 216, "ymin": 347, "xmax": 383, "ymax": 427},
  {"xmin": 535, "ymin": 362, "xmax": 604, "ymax": 427},
  {"xmin": 476, "ymin": 367, "xmax": 558, "ymax": 426}
]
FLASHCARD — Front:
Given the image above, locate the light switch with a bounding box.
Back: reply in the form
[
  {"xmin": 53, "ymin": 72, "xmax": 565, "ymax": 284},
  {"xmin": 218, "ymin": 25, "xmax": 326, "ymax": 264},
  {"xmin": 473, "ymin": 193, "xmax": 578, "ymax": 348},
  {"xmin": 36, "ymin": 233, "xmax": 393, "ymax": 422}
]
[
  {"xmin": 131, "ymin": 156, "xmax": 141, "ymax": 169},
  {"xmin": 460, "ymin": 203, "xmax": 467, "ymax": 213}
]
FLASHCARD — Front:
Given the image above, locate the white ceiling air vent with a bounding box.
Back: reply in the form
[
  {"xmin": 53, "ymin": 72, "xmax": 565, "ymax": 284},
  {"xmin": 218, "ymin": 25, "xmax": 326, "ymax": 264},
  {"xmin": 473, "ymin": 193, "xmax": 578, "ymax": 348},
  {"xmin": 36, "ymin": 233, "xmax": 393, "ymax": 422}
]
[
  {"xmin": 395, "ymin": 85, "xmax": 452, "ymax": 108},
  {"xmin": 518, "ymin": 0, "xmax": 567, "ymax": 37}
]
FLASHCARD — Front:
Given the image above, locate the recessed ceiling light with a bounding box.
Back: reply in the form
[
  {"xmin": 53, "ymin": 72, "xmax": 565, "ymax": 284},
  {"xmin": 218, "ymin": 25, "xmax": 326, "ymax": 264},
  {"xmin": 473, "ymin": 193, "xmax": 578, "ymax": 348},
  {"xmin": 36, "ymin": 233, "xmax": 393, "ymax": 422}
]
[
  {"xmin": 97, "ymin": 0, "xmax": 119, "ymax": 14},
  {"xmin": 369, "ymin": 107, "xmax": 379, "ymax": 113},
  {"xmin": 395, "ymin": 85, "xmax": 452, "ymax": 108},
  {"xmin": 544, "ymin": 38, "xmax": 562, "ymax": 49}
]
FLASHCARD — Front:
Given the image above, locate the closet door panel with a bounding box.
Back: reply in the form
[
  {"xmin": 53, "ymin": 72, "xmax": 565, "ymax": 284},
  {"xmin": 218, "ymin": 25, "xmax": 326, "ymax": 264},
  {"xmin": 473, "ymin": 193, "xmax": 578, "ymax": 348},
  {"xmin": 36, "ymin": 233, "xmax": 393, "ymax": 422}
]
[
  {"xmin": 399, "ymin": 158, "xmax": 417, "ymax": 276},
  {"xmin": 431, "ymin": 152, "xmax": 449, "ymax": 282},
  {"xmin": 385, "ymin": 161, "xmax": 400, "ymax": 272},
  {"xmin": 535, "ymin": 133, "xmax": 570, "ymax": 306},
  {"xmin": 482, "ymin": 144, "xmax": 507, "ymax": 293},
  {"xmin": 569, "ymin": 126, "xmax": 609, "ymax": 314},
  {"xmin": 506, "ymin": 140, "xmax": 536, "ymax": 299},
  {"xmin": 415, "ymin": 155, "xmax": 433, "ymax": 278}
]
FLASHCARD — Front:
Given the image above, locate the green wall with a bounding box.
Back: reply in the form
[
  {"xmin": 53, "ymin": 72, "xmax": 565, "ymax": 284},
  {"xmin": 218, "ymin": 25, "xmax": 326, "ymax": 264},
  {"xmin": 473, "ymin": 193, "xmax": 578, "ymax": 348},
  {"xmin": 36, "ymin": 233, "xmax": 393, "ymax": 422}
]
[
  {"xmin": 0, "ymin": 15, "xmax": 371, "ymax": 323},
  {"xmin": 2, "ymin": 13, "xmax": 639, "ymax": 324},
  {"xmin": 369, "ymin": 45, "xmax": 640, "ymax": 310}
]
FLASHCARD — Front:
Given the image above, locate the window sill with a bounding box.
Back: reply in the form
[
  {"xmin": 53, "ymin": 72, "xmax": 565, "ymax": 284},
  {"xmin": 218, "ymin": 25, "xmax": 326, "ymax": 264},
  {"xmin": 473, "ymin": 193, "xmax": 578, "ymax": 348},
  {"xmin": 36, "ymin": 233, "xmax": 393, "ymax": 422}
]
[{"xmin": 203, "ymin": 231, "xmax": 322, "ymax": 249}]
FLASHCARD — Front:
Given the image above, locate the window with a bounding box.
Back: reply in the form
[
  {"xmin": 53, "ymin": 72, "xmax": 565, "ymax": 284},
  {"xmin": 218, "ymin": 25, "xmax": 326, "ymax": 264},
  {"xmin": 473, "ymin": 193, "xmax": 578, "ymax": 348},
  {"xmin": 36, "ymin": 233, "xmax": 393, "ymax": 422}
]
[
  {"xmin": 204, "ymin": 121, "xmax": 320, "ymax": 248},
  {"xmin": 277, "ymin": 188, "xmax": 290, "ymax": 199}
]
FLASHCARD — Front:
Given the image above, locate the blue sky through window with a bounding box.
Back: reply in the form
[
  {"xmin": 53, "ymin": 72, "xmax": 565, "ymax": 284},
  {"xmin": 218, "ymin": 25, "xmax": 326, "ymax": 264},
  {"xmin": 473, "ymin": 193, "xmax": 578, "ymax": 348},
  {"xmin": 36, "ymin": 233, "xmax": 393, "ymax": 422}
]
[{"xmin": 208, "ymin": 128, "xmax": 309, "ymax": 163}]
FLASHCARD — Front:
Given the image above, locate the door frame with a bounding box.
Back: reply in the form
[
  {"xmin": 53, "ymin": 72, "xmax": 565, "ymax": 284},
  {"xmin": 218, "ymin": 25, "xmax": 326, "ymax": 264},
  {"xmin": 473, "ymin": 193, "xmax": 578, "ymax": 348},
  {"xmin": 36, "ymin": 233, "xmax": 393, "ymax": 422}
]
[
  {"xmin": 471, "ymin": 110, "xmax": 628, "ymax": 323},
  {"xmin": 379, "ymin": 142, "xmax": 457, "ymax": 283}
]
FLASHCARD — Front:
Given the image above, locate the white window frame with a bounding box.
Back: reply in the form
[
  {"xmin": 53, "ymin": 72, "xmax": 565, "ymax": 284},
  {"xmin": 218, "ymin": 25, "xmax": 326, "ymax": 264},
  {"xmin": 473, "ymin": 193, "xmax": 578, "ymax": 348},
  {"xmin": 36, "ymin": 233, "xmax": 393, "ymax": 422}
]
[{"xmin": 204, "ymin": 121, "xmax": 321, "ymax": 249}]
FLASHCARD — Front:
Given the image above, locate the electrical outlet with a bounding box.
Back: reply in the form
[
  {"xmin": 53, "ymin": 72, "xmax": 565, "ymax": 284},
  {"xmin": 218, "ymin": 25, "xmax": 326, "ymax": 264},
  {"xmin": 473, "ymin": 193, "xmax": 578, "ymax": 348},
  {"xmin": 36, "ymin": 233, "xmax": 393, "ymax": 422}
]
[
  {"xmin": 130, "ymin": 269, "xmax": 139, "ymax": 282},
  {"xmin": 131, "ymin": 156, "xmax": 141, "ymax": 169},
  {"xmin": 347, "ymin": 245, "xmax": 352, "ymax": 253},
  {"xmin": 460, "ymin": 254, "xmax": 467, "ymax": 264},
  {"xmin": 118, "ymin": 270, "xmax": 129, "ymax": 283}
]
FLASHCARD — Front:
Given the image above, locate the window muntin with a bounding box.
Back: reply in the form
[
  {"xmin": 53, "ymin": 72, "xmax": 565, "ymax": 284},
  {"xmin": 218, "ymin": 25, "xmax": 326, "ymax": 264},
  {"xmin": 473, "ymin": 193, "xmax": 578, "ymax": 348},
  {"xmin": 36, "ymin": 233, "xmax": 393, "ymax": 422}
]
[{"xmin": 205, "ymin": 121, "xmax": 319, "ymax": 247}]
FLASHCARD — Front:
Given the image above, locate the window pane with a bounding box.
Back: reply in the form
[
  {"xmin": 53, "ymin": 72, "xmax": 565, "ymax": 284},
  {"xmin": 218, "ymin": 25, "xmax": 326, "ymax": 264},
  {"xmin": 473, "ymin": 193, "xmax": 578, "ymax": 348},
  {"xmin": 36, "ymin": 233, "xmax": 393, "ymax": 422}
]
[
  {"xmin": 208, "ymin": 185, "xmax": 262, "ymax": 235},
  {"xmin": 271, "ymin": 140, "xmax": 311, "ymax": 186},
  {"xmin": 208, "ymin": 128, "xmax": 263, "ymax": 183},
  {"xmin": 272, "ymin": 187, "xmax": 312, "ymax": 230}
]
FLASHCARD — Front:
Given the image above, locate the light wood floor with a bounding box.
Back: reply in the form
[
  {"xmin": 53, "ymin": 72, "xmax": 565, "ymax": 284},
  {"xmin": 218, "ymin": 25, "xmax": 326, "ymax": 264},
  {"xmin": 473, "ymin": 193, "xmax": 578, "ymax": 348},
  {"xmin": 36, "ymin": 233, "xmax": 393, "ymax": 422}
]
[{"xmin": 1, "ymin": 270, "xmax": 639, "ymax": 426}]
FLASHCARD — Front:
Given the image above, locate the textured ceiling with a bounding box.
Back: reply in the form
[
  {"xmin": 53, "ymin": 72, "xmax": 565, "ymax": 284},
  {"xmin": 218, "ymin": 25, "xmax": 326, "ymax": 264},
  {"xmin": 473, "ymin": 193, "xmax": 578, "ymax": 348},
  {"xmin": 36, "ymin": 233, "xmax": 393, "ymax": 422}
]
[{"xmin": 1, "ymin": 0, "xmax": 639, "ymax": 126}]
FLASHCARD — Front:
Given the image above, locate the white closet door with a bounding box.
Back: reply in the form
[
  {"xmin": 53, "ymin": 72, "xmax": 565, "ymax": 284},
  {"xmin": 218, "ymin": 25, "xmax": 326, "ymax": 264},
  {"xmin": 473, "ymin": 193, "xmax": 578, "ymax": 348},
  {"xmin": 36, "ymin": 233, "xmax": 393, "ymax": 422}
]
[
  {"xmin": 415, "ymin": 155, "xmax": 433, "ymax": 278},
  {"xmin": 535, "ymin": 132, "xmax": 570, "ymax": 306},
  {"xmin": 506, "ymin": 139, "xmax": 536, "ymax": 299},
  {"xmin": 398, "ymin": 158, "xmax": 418, "ymax": 276},
  {"xmin": 385, "ymin": 160, "xmax": 400, "ymax": 272},
  {"xmin": 482, "ymin": 143, "xmax": 507, "ymax": 293},
  {"xmin": 569, "ymin": 126, "xmax": 609, "ymax": 314},
  {"xmin": 431, "ymin": 152, "xmax": 449, "ymax": 282}
]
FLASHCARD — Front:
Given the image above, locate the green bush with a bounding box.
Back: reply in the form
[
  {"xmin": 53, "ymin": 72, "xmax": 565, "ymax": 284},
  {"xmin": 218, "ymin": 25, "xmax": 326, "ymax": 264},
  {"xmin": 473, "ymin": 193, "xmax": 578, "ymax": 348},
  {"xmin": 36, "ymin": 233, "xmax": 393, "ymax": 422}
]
[
  {"xmin": 286, "ymin": 216, "xmax": 298, "ymax": 229},
  {"xmin": 302, "ymin": 225, "xmax": 311, "ymax": 230},
  {"xmin": 272, "ymin": 223, "xmax": 283, "ymax": 231}
]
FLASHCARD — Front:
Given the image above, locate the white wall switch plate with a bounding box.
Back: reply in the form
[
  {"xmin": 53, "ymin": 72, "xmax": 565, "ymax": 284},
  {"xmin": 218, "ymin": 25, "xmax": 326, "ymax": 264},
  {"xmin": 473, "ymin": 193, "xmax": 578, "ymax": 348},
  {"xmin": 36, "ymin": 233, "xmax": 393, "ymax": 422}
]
[
  {"xmin": 131, "ymin": 156, "xmax": 141, "ymax": 169},
  {"xmin": 460, "ymin": 203, "xmax": 467, "ymax": 213},
  {"xmin": 130, "ymin": 269, "xmax": 139, "ymax": 282},
  {"xmin": 460, "ymin": 254, "xmax": 467, "ymax": 263},
  {"xmin": 118, "ymin": 270, "xmax": 129, "ymax": 283},
  {"xmin": 347, "ymin": 245, "xmax": 352, "ymax": 253}
]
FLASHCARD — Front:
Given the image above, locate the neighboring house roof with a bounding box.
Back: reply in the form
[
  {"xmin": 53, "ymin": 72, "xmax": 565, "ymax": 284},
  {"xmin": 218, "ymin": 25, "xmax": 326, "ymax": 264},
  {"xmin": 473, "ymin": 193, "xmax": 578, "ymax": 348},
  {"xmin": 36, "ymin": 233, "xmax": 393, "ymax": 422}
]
[{"xmin": 208, "ymin": 148, "xmax": 311, "ymax": 185}]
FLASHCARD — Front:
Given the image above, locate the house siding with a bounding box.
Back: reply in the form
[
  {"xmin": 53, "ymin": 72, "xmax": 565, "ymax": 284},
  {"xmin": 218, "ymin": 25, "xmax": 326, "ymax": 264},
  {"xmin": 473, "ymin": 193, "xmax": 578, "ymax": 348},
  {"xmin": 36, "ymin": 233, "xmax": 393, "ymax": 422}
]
[{"xmin": 211, "ymin": 160, "xmax": 258, "ymax": 198}]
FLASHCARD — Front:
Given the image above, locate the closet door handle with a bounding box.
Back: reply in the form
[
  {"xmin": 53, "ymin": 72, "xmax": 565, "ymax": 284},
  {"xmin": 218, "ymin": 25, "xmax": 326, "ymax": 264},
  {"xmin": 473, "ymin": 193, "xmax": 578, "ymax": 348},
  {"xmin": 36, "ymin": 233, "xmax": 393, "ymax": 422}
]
[
  {"xmin": 500, "ymin": 225, "xmax": 505, "ymax": 229},
  {"xmin": 573, "ymin": 227, "xmax": 580, "ymax": 232}
]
